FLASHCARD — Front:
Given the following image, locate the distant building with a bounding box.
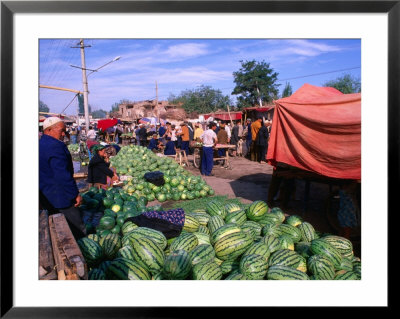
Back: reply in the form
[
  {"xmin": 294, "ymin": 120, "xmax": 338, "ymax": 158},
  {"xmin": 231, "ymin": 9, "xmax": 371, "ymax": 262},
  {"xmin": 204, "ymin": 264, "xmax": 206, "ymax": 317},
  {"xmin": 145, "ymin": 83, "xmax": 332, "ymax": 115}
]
[{"xmin": 116, "ymin": 100, "xmax": 181, "ymax": 121}]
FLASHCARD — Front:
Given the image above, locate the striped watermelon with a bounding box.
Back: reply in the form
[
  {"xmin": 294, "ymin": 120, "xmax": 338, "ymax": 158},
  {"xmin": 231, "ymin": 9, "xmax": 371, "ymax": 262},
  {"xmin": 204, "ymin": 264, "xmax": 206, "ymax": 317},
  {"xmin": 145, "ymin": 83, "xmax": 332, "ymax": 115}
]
[
  {"xmin": 192, "ymin": 232, "xmax": 211, "ymax": 245},
  {"xmin": 99, "ymin": 233, "xmax": 122, "ymax": 260},
  {"xmin": 189, "ymin": 212, "xmax": 211, "ymax": 226},
  {"xmin": 128, "ymin": 227, "xmax": 167, "ymax": 251},
  {"xmin": 321, "ymin": 235, "xmax": 353, "ymax": 257},
  {"xmin": 197, "ymin": 225, "xmax": 210, "ymax": 235},
  {"xmin": 242, "ymin": 241, "xmax": 271, "ymax": 261},
  {"xmin": 270, "ymin": 208, "xmax": 286, "ymax": 224},
  {"xmin": 310, "ymin": 239, "xmax": 343, "ymax": 270},
  {"xmin": 352, "ymin": 261, "xmax": 361, "ymax": 279},
  {"xmin": 267, "ymin": 265, "xmax": 309, "ymax": 280},
  {"xmin": 297, "ymin": 222, "xmax": 316, "ymax": 242},
  {"xmin": 241, "ymin": 221, "xmax": 262, "ymax": 237},
  {"xmin": 268, "ymin": 249, "xmax": 304, "ymax": 269},
  {"xmin": 220, "ymin": 259, "xmax": 240, "ymax": 275},
  {"xmin": 337, "ymin": 258, "xmax": 354, "ymax": 271},
  {"xmin": 224, "ymin": 270, "xmax": 248, "ymax": 280},
  {"xmin": 246, "ymin": 200, "xmax": 269, "ymax": 221},
  {"xmin": 285, "ymin": 215, "xmax": 303, "ymax": 227},
  {"xmin": 152, "ymin": 272, "xmax": 165, "ymax": 280},
  {"xmin": 99, "ymin": 215, "xmax": 115, "ymax": 230},
  {"xmin": 207, "ymin": 215, "xmax": 225, "ymax": 234},
  {"xmin": 206, "ymin": 200, "xmax": 227, "ymax": 219},
  {"xmin": 307, "ymin": 254, "xmax": 335, "ymax": 280},
  {"xmin": 88, "ymin": 268, "xmax": 106, "ymax": 280},
  {"xmin": 106, "ymin": 257, "xmax": 151, "ymax": 280},
  {"xmin": 116, "ymin": 245, "xmax": 135, "ymax": 260},
  {"xmin": 87, "ymin": 234, "xmax": 100, "ymax": 244},
  {"xmin": 170, "ymin": 232, "xmax": 199, "ymax": 252},
  {"xmin": 98, "ymin": 260, "xmax": 112, "ymax": 274},
  {"xmin": 189, "ymin": 244, "xmax": 216, "ymax": 266},
  {"xmin": 239, "ymin": 254, "xmax": 268, "ymax": 280},
  {"xmin": 262, "ymin": 224, "xmax": 282, "ymax": 237},
  {"xmin": 224, "ymin": 209, "xmax": 247, "ymax": 226},
  {"xmin": 78, "ymin": 237, "xmax": 104, "ymax": 268},
  {"xmin": 211, "ymin": 223, "xmax": 242, "ymax": 245},
  {"xmin": 214, "ymin": 231, "xmax": 253, "ymax": 261},
  {"xmin": 334, "ymin": 270, "xmax": 360, "ymax": 280},
  {"xmin": 262, "ymin": 235, "xmax": 281, "ymax": 254},
  {"xmin": 296, "ymin": 257, "xmax": 308, "ymax": 273},
  {"xmin": 162, "ymin": 249, "xmax": 192, "ymax": 279},
  {"xmin": 276, "ymin": 224, "xmax": 302, "ymax": 243},
  {"xmin": 278, "ymin": 235, "xmax": 295, "ymax": 251},
  {"xmin": 295, "ymin": 241, "xmax": 313, "ymax": 259},
  {"xmin": 224, "ymin": 203, "xmax": 242, "ymax": 214},
  {"xmin": 183, "ymin": 214, "xmax": 200, "ymax": 233},
  {"xmin": 121, "ymin": 221, "xmax": 138, "ymax": 236},
  {"xmin": 257, "ymin": 213, "xmax": 282, "ymax": 226},
  {"xmin": 192, "ymin": 261, "xmax": 223, "ymax": 280},
  {"xmin": 130, "ymin": 236, "xmax": 165, "ymax": 274},
  {"xmin": 214, "ymin": 256, "xmax": 224, "ymax": 266}
]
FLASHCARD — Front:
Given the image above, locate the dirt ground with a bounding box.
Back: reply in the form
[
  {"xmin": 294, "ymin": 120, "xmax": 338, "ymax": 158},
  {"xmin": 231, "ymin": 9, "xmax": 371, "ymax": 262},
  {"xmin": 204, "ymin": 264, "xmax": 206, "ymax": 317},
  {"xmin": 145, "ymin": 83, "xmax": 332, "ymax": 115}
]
[{"xmin": 75, "ymin": 152, "xmax": 361, "ymax": 257}]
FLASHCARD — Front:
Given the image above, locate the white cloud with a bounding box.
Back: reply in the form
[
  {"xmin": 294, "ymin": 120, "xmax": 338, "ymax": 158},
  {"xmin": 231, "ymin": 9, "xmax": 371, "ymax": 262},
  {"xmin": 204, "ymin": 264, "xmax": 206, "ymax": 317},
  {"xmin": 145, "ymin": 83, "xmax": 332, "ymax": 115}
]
[{"xmin": 164, "ymin": 43, "xmax": 209, "ymax": 59}]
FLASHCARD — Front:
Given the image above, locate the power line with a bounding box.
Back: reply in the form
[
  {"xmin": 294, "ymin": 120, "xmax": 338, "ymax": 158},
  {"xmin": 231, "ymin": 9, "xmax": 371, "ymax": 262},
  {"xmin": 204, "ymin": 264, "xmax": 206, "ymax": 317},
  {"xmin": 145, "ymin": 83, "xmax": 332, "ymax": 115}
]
[{"xmin": 276, "ymin": 66, "xmax": 361, "ymax": 82}]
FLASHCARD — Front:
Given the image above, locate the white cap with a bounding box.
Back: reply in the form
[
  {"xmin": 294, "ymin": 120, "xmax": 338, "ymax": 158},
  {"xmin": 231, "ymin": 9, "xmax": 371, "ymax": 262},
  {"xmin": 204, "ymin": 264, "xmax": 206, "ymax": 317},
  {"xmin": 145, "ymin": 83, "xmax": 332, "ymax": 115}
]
[{"xmin": 43, "ymin": 117, "xmax": 63, "ymax": 130}]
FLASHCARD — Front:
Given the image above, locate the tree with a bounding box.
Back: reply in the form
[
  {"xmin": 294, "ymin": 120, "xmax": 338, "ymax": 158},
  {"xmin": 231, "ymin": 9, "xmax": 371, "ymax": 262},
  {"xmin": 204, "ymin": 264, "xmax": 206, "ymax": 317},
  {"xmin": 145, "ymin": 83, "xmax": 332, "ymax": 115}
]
[
  {"xmin": 77, "ymin": 94, "xmax": 92, "ymax": 115},
  {"xmin": 91, "ymin": 109, "xmax": 108, "ymax": 119},
  {"xmin": 168, "ymin": 85, "xmax": 232, "ymax": 114},
  {"xmin": 232, "ymin": 60, "xmax": 280, "ymax": 108},
  {"xmin": 39, "ymin": 100, "xmax": 49, "ymax": 112},
  {"xmin": 323, "ymin": 74, "xmax": 361, "ymax": 94},
  {"xmin": 282, "ymin": 82, "xmax": 293, "ymax": 98}
]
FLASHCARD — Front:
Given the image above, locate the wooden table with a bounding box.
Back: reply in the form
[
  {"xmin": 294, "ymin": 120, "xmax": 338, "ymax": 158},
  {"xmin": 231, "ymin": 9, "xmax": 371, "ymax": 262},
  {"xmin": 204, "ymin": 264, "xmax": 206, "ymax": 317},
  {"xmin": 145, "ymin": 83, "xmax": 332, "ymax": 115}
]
[{"xmin": 192, "ymin": 144, "xmax": 236, "ymax": 169}]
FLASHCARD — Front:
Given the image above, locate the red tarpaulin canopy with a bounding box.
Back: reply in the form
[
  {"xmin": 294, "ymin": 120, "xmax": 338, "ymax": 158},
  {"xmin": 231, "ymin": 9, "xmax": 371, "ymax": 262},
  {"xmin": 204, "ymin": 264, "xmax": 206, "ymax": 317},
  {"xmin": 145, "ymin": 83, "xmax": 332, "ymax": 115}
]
[
  {"xmin": 97, "ymin": 118, "xmax": 118, "ymax": 131},
  {"xmin": 243, "ymin": 106, "xmax": 274, "ymax": 112},
  {"xmin": 203, "ymin": 112, "xmax": 242, "ymax": 121},
  {"xmin": 266, "ymin": 83, "xmax": 361, "ymax": 180}
]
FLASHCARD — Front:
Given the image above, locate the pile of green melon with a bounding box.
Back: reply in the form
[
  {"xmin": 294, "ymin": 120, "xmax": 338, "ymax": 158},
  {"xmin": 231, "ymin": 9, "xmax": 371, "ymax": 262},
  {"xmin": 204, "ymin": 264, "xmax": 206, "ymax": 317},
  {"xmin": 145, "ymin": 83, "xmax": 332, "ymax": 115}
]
[
  {"xmin": 78, "ymin": 196, "xmax": 361, "ymax": 281},
  {"xmin": 109, "ymin": 145, "xmax": 215, "ymax": 202}
]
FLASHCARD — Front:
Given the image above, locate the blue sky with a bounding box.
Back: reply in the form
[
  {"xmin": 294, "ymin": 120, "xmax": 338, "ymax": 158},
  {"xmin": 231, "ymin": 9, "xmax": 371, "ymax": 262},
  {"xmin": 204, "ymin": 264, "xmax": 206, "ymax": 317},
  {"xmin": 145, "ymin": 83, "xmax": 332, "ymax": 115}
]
[{"xmin": 39, "ymin": 39, "xmax": 361, "ymax": 115}]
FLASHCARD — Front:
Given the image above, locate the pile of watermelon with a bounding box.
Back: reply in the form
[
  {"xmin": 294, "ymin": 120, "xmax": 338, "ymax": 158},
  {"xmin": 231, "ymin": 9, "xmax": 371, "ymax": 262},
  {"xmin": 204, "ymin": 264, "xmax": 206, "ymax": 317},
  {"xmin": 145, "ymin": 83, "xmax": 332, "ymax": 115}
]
[
  {"xmin": 109, "ymin": 145, "xmax": 215, "ymax": 202},
  {"xmin": 78, "ymin": 197, "xmax": 361, "ymax": 280}
]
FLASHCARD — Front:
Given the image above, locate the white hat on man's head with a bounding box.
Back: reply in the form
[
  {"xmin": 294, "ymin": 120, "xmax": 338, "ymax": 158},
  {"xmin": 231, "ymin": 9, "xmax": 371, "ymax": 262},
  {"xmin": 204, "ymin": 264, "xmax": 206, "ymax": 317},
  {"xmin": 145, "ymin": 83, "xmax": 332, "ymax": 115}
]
[{"xmin": 43, "ymin": 117, "xmax": 63, "ymax": 130}]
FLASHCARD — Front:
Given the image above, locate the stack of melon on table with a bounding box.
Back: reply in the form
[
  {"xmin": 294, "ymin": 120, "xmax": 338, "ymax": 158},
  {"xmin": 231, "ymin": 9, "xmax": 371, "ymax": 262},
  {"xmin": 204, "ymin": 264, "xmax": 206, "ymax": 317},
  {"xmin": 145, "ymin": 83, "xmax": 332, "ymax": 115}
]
[
  {"xmin": 77, "ymin": 197, "xmax": 361, "ymax": 280},
  {"xmin": 109, "ymin": 144, "xmax": 215, "ymax": 202}
]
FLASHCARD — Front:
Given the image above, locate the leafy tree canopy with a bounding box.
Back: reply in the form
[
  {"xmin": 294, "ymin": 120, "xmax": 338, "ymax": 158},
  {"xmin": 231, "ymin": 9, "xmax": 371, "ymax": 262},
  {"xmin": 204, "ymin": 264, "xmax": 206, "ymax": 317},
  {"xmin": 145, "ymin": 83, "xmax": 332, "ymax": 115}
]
[
  {"xmin": 168, "ymin": 85, "xmax": 232, "ymax": 114},
  {"xmin": 77, "ymin": 94, "xmax": 92, "ymax": 114},
  {"xmin": 282, "ymin": 82, "xmax": 293, "ymax": 98},
  {"xmin": 323, "ymin": 74, "xmax": 361, "ymax": 94},
  {"xmin": 39, "ymin": 100, "xmax": 49, "ymax": 113},
  {"xmin": 91, "ymin": 109, "xmax": 108, "ymax": 119},
  {"xmin": 232, "ymin": 60, "xmax": 280, "ymax": 108}
]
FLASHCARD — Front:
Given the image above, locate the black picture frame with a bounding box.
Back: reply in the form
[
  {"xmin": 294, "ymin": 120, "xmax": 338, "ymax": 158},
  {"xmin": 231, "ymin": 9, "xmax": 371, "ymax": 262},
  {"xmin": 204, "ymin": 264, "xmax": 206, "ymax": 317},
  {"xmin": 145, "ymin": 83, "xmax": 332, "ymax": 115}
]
[{"xmin": 1, "ymin": 0, "xmax": 395, "ymax": 317}]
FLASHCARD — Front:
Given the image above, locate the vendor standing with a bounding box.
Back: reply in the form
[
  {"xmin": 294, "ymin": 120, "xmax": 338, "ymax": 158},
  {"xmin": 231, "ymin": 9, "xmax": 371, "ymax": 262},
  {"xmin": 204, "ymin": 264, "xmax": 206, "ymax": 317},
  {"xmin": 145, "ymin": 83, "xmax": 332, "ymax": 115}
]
[
  {"xmin": 87, "ymin": 144, "xmax": 119, "ymax": 190},
  {"xmin": 216, "ymin": 122, "xmax": 229, "ymax": 166},
  {"xmin": 200, "ymin": 122, "xmax": 218, "ymax": 176},
  {"xmin": 39, "ymin": 117, "xmax": 87, "ymax": 239}
]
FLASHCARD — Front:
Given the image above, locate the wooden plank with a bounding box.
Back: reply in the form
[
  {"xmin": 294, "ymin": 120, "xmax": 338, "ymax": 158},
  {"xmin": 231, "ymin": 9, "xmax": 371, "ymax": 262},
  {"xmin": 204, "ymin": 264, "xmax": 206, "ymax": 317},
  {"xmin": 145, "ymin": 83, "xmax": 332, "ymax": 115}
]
[
  {"xmin": 49, "ymin": 213, "xmax": 88, "ymax": 280},
  {"xmin": 39, "ymin": 210, "xmax": 57, "ymax": 280}
]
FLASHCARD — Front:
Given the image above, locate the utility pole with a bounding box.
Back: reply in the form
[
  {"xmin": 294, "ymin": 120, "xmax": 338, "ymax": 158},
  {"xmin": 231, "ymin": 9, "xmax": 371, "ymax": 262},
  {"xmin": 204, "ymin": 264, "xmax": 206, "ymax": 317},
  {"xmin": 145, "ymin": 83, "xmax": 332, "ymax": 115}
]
[
  {"xmin": 155, "ymin": 81, "xmax": 158, "ymax": 120},
  {"xmin": 72, "ymin": 39, "xmax": 91, "ymax": 133},
  {"xmin": 79, "ymin": 39, "xmax": 90, "ymax": 134},
  {"xmin": 256, "ymin": 81, "xmax": 263, "ymax": 107}
]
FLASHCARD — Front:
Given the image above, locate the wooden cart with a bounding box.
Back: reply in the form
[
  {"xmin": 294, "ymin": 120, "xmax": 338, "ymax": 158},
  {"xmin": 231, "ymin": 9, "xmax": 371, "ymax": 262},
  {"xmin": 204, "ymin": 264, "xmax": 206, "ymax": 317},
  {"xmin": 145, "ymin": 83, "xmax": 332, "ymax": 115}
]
[{"xmin": 192, "ymin": 144, "xmax": 236, "ymax": 169}]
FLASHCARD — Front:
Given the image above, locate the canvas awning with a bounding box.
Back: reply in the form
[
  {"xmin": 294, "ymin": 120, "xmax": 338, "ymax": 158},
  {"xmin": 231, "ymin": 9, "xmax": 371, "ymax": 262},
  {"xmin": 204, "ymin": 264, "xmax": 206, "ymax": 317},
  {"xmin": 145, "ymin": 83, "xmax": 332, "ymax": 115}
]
[
  {"xmin": 203, "ymin": 111, "xmax": 242, "ymax": 121},
  {"xmin": 266, "ymin": 84, "xmax": 361, "ymax": 180}
]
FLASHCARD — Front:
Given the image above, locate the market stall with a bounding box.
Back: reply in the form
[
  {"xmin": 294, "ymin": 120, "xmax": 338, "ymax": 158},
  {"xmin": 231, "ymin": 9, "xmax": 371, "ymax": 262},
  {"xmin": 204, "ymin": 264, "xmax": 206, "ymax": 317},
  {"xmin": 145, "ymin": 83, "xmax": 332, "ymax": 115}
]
[{"xmin": 266, "ymin": 83, "xmax": 361, "ymax": 212}]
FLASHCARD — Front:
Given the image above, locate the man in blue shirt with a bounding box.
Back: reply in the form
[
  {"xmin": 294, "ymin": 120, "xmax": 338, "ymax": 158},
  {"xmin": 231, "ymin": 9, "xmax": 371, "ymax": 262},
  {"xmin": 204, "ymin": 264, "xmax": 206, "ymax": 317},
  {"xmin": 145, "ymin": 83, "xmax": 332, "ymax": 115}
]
[
  {"xmin": 158, "ymin": 123, "xmax": 167, "ymax": 144},
  {"xmin": 39, "ymin": 117, "xmax": 87, "ymax": 239}
]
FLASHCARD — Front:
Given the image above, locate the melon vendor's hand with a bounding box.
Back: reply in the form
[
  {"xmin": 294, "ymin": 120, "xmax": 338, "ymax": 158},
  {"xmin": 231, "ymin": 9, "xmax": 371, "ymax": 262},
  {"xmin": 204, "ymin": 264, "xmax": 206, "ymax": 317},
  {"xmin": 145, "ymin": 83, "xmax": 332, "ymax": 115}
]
[{"xmin": 74, "ymin": 194, "xmax": 83, "ymax": 207}]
